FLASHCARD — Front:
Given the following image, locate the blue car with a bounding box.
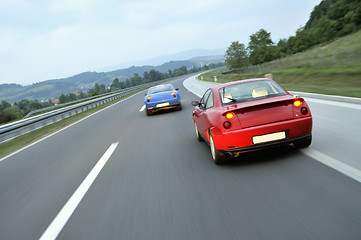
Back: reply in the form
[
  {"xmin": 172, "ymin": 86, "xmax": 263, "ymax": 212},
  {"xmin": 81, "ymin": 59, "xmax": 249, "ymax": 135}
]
[{"xmin": 145, "ymin": 84, "xmax": 182, "ymax": 116}]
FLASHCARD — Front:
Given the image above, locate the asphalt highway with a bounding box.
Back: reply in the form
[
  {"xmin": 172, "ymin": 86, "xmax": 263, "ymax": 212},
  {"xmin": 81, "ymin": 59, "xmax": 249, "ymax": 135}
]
[{"xmin": 1, "ymin": 75, "xmax": 361, "ymax": 240}]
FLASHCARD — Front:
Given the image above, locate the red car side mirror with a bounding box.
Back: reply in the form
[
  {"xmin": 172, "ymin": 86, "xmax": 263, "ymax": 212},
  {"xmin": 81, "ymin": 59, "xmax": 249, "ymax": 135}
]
[{"xmin": 191, "ymin": 101, "xmax": 200, "ymax": 106}]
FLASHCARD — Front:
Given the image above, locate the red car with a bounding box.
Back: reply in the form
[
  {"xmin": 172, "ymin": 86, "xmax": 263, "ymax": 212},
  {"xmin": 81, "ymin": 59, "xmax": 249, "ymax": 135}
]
[{"xmin": 191, "ymin": 78, "xmax": 312, "ymax": 164}]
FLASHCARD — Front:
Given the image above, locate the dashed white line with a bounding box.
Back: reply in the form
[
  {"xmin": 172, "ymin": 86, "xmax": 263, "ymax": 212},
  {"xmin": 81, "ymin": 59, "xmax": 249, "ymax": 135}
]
[
  {"xmin": 301, "ymin": 148, "xmax": 361, "ymax": 183},
  {"xmin": 39, "ymin": 142, "xmax": 119, "ymax": 240},
  {"xmin": 139, "ymin": 105, "xmax": 146, "ymax": 112}
]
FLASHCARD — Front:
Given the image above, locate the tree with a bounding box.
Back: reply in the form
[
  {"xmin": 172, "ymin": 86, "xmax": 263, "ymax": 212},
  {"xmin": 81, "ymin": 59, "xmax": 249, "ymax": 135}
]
[
  {"xmin": 149, "ymin": 69, "xmax": 163, "ymax": 82},
  {"xmin": 111, "ymin": 78, "xmax": 120, "ymax": 90},
  {"xmin": 173, "ymin": 66, "xmax": 188, "ymax": 76},
  {"xmin": 29, "ymin": 100, "xmax": 43, "ymax": 110},
  {"xmin": 168, "ymin": 69, "xmax": 173, "ymax": 77},
  {"xmin": 99, "ymin": 84, "xmax": 106, "ymax": 92},
  {"xmin": 314, "ymin": 15, "xmax": 338, "ymax": 43},
  {"xmin": 130, "ymin": 78, "xmax": 137, "ymax": 87},
  {"xmin": 292, "ymin": 27, "xmax": 316, "ymax": 53},
  {"xmin": 224, "ymin": 41, "xmax": 248, "ymax": 69},
  {"xmin": 77, "ymin": 91, "xmax": 88, "ymax": 99},
  {"xmin": 133, "ymin": 73, "xmax": 142, "ymax": 85},
  {"xmin": 59, "ymin": 94, "xmax": 68, "ymax": 104},
  {"xmin": 276, "ymin": 38, "xmax": 289, "ymax": 58},
  {"xmin": 248, "ymin": 28, "xmax": 273, "ymax": 50},
  {"xmin": 143, "ymin": 71, "xmax": 149, "ymax": 82},
  {"xmin": 125, "ymin": 79, "xmax": 131, "ymax": 88},
  {"xmin": 88, "ymin": 82, "xmax": 107, "ymax": 96},
  {"xmin": 202, "ymin": 64, "xmax": 210, "ymax": 70},
  {"xmin": 248, "ymin": 29, "xmax": 276, "ymax": 65},
  {"xmin": 94, "ymin": 83, "xmax": 102, "ymax": 93},
  {"xmin": 119, "ymin": 81, "xmax": 126, "ymax": 89},
  {"xmin": 0, "ymin": 101, "xmax": 11, "ymax": 111},
  {"xmin": 0, "ymin": 107, "xmax": 22, "ymax": 124},
  {"xmin": 69, "ymin": 93, "xmax": 78, "ymax": 101},
  {"xmin": 15, "ymin": 99, "xmax": 31, "ymax": 115}
]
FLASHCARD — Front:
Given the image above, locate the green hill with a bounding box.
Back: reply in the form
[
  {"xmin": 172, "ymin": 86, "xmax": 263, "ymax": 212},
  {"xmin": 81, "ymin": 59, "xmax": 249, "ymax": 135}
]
[
  {"xmin": 0, "ymin": 58, "xmax": 222, "ymax": 103},
  {"xmin": 203, "ymin": 30, "xmax": 361, "ymax": 98},
  {"xmin": 211, "ymin": 0, "xmax": 361, "ymax": 98}
]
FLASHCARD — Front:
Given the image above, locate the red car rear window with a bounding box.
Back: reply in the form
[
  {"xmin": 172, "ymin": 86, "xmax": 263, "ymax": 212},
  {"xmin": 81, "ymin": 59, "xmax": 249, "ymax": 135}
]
[{"xmin": 219, "ymin": 80, "xmax": 287, "ymax": 105}]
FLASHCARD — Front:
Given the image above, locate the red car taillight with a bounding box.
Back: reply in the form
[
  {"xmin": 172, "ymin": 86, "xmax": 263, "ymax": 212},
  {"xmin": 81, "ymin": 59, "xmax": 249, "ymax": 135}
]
[
  {"xmin": 147, "ymin": 96, "xmax": 151, "ymax": 102},
  {"xmin": 223, "ymin": 121, "xmax": 231, "ymax": 129},
  {"xmin": 301, "ymin": 107, "xmax": 308, "ymax": 115},
  {"xmin": 293, "ymin": 100, "xmax": 302, "ymax": 107},
  {"xmin": 293, "ymin": 99, "xmax": 309, "ymax": 115},
  {"xmin": 223, "ymin": 112, "xmax": 235, "ymax": 129},
  {"xmin": 225, "ymin": 112, "xmax": 235, "ymax": 120},
  {"xmin": 171, "ymin": 92, "xmax": 176, "ymax": 97}
]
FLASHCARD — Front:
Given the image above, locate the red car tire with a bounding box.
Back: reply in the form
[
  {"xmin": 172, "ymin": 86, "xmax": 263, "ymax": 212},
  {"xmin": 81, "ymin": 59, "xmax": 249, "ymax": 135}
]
[
  {"xmin": 194, "ymin": 123, "xmax": 203, "ymax": 142},
  {"xmin": 210, "ymin": 134, "xmax": 226, "ymax": 165}
]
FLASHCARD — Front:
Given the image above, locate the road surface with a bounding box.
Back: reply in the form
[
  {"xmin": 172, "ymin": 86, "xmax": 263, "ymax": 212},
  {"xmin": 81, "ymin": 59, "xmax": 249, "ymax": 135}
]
[{"xmin": 1, "ymin": 75, "xmax": 360, "ymax": 240}]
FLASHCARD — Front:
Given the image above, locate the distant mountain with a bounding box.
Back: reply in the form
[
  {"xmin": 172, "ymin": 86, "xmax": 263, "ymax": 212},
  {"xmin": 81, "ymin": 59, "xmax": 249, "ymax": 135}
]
[
  {"xmin": 98, "ymin": 47, "xmax": 226, "ymax": 72},
  {"xmin": 0, "ymin": 54, "xmax": 224, "ymax": 103},
  {"xmin": 106, "ymin": 60, "xmax": 200, "ymax": 80}
]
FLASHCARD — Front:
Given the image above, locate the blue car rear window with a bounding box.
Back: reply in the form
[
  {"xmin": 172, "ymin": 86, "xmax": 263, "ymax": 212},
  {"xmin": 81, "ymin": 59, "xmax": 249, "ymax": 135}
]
[{"xmin": 149, "ymin": 85, "xmax": 173, "ymax": 94}]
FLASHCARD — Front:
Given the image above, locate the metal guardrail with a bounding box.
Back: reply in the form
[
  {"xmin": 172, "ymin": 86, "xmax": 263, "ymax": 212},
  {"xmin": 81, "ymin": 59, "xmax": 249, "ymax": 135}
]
[
  {"xmin": 0, "ymin": 75, "xmax": 188, "ymax": 144},
  {"xmin": 23, "ymin": 88, "xmax": 134, "ymax": 118}
]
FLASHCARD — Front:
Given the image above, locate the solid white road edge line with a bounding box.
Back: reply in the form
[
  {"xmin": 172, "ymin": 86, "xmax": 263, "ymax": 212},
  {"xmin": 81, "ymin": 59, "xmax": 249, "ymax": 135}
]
[
  {"xmin": 139, "ymin": 105, "xmax": 146, "ymax": 112},
  {"xmin": 305, "ymin": 98, "xmax": 361, "ymax": 110},
  {"xmin": 39, "ymin": 142, "xmax": 118, "ymax": 240},
  {"xmin": 301, "ymin": 148, "xmax": 361, "ymax": 183}
]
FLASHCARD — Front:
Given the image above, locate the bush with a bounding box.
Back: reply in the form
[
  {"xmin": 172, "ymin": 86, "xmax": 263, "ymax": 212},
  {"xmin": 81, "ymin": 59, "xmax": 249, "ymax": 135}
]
[{"xmin": 0, "ymin": 107, "xmax": 22, "ymax": 124}]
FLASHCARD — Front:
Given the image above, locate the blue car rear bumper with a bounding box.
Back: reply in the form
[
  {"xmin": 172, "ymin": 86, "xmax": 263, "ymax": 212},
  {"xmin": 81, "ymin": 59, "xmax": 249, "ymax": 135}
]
[{"xmin": 145, "ymin": 98, "xmax": 181, "ymax": 110}]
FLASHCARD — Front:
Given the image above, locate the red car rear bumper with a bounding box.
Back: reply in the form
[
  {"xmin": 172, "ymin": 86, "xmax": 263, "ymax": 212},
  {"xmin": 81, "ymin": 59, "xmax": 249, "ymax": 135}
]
[{"xmin": 212, "ymin": 116, "xmax": 312, "ymax": 152}]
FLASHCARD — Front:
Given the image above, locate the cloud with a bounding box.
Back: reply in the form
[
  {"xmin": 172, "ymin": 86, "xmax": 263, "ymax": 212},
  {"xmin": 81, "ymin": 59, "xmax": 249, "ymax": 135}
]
[{"xmin": 0, "ymin": 0, "xmax": 321, "ymax": 85}]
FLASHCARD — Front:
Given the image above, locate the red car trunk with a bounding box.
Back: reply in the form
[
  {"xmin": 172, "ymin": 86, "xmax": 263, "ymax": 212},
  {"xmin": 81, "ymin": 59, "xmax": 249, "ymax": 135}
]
[{"xmin": 223, "ymin": 95, "xmax": 295, "ymax": 129}]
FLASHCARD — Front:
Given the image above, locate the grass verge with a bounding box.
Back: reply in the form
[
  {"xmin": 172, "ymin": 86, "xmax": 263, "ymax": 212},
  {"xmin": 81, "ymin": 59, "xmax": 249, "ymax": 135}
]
[{"xmin": 199, "ymin": 68, "xmax": 361, "ymax": 98}]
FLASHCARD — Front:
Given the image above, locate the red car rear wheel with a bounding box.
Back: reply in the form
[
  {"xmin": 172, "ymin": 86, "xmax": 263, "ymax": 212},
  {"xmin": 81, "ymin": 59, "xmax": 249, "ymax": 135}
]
[
  {"xmin": 194, "ymin": 123, "xmax": 203, "ymax": 142},
  {"xmin": 209, "ymin": 134, "xmax": 226, "ymax": 165}
]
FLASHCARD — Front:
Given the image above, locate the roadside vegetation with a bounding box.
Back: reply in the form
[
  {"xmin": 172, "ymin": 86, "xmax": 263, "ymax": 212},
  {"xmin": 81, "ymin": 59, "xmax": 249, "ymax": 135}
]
[
  {"xmin": 201, "ymin": 29, "xmax": 361, "ymax": 97},
  {"xmin": 218, "ymin": 0, "xmax": 361, "ymax": 98}
]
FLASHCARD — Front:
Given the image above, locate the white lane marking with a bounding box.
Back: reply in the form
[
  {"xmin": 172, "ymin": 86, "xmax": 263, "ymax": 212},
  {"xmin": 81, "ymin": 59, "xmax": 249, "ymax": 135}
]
[
  {"xmin": 139, "ymin": 105, "xmax": 146, "ymax": 112},
  {"xmin": 305, "ymin": 98, "xmax": 361, "ymax": 110},
  {"xmin": 301, "ymin": 148, "xmax": 361, "ymax": 183},
  {"xmin": 0, "ymin": 92, "xmax": 141, "ymax": 162},
  {"xmin": 39, "ymin": 142, "xmax": 118, "ymax": 240}
]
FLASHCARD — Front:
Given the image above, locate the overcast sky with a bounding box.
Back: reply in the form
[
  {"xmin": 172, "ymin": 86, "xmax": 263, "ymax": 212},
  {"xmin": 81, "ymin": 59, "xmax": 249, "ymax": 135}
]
[{"xmin": 0, "ymin": 0, "xmax": 321, "ymax": 85}]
